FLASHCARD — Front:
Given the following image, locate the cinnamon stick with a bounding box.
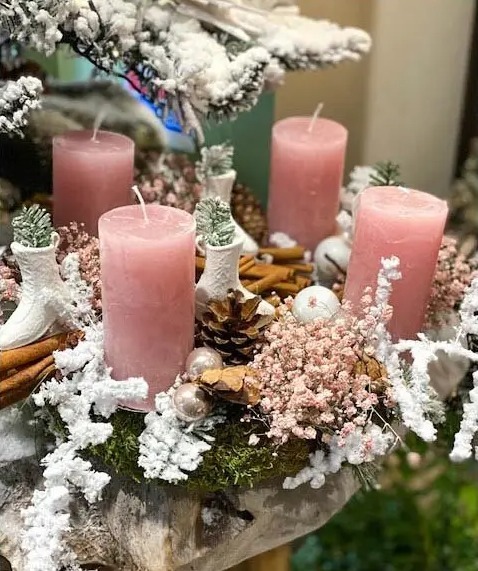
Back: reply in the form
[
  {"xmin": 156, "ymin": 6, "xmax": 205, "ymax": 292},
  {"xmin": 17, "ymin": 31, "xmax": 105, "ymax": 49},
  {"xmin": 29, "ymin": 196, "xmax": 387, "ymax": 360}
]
[
  {"xmin": 1, "ymin": 333, "xmax": 71, "ymax": 373},
  {"xmin": 240, "ymin": 265, "xmax": 294, "ymax": 281},
  {"xmin": 295, "ymin": 276, "xmax": 312, "ymax": 289},
  {"xmin": 246, "ymin": 271, "xmax": 283, "ymax": 295},
  {"xmin": 259, "ymin": 247, "xmax": 305, "ymax": 261},
  {"xmin": 272, "ymin": 282, "xmax": 300, "ymax": 296},
  {"xmin": 239, "ymin": 255, "xmax": 255, "ymax": 268},
  {"xmin": 282, "ymin": 263, "xmax": 315, "ymax": 274},
  {"xmin": 239, "ymin": 259, "xmax": 256, "ymax": 274},
  {"xmin": 195, "ymin": 256, "xmax": 206, "ymax": 271},
  {"xmin": 0, "ymin": 355, "xmax": 55, "ymax": 409}
]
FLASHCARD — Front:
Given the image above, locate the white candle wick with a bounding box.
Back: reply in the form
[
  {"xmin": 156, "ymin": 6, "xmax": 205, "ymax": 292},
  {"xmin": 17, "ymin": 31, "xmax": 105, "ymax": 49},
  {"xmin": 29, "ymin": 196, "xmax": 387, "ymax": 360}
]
[
  {"xmin": 91, "ymin": 106, "xmax": 108, "ymax": 142},
  {"xmin": 132, "ymin": 185, "xmax": 149, "ymax": 223},
  {"xmin": 307, "ymin": 102, "xmax": 324, "ymax": 133}
]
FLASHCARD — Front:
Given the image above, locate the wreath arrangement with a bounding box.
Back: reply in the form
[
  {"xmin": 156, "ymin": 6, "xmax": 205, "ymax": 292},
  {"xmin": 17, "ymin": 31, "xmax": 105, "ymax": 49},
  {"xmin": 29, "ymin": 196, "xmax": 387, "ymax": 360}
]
[{"xmin": 0, "ymin": 158, "xmax": 477, "ymax": 569}]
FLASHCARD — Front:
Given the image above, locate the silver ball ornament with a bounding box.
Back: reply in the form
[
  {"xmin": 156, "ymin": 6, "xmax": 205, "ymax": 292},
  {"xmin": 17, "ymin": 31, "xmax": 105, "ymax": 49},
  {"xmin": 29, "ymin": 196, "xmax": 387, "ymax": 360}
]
[
  {"xmin": 186, "ymin": 347, "xmax": 223, "ymax": 377},
  {"xmin": 172, "ymin": 383, "xmax": 212, "ymax": 422},
  {"xmin": 292, "ymin": 285, "xmax": 341, "ymax": 323},
  {"xmin": 314, "ymin": 235, "xmax": 351, "ymax": 281}
]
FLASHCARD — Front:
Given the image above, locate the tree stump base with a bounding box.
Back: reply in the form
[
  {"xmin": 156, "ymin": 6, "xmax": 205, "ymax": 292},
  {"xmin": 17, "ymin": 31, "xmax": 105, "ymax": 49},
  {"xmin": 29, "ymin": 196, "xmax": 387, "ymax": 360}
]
[{"xmin": 0, "ymin": 456, "xmax": 358, "ymax": 571}]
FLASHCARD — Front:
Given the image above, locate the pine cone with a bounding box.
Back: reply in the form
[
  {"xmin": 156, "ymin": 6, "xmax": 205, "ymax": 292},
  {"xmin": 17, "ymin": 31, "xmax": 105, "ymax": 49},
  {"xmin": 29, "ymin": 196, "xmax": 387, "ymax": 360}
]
[
  {"xmin": 231, "ymin": 183, "xmax": 268, "ymax": 245},
  {"xmin": 198, "ymin": 365, "xmax": 261, "ymax": 406},
  {"xmin": 199, "ymin": 290, "xmax": 273, "ymax": 365}
]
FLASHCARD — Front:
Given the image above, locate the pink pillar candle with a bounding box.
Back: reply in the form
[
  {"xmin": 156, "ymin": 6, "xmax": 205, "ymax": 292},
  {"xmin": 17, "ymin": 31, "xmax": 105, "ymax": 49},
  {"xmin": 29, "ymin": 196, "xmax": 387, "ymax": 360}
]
[
  {"xmin": 99, "ymin": 205, "xmax": 196, "ymax": 411},
  {"xmin": 268, "ymin": 117, "xmax": 348, "ymax": 251},
  {"xmin": 344, "ymin": 186, "xmax": 448, "ymax": 341},
  {"xmin": 53, "ymin": 130, "xmax": 135, "ymax": 236}
]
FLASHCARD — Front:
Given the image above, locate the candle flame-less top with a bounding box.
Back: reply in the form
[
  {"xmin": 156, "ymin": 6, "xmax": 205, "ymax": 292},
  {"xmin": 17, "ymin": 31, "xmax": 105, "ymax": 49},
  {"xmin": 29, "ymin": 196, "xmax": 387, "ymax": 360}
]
[
  {"xmin": 53, "ymin": 130, "xmax": 134, "ymax": 154},
  {"xmin": 99, "ymin": 204, "xmax": 196, "ymax": 241},
  {"xmin": 358, "ymin": 185, "xmax": 448, "ymax": 217},
  {"xmin": 273, "ymin": 116, "xmax": 348, "ymax": 149}
]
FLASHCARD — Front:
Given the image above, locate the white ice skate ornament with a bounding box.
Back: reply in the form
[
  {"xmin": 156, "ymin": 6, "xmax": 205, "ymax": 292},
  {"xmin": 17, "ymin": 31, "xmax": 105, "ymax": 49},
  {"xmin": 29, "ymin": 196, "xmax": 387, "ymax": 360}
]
[
  {"xmin": 0, "ymin": 232, "xmax": 72, "ymax": 350},
  {"xmin": 203, "ymin": 169, "xmax": 259, "ymax": 255},
  {"xmin": 195, "ymin": 235, "xmax": 274, "ymax": 320}
]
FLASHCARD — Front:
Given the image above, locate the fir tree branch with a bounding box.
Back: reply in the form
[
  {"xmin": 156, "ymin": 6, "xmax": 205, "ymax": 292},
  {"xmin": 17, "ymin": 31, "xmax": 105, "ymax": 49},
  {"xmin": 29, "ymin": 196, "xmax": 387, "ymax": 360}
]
[
  {"xmin": 196, "ymin": 144, "xmax": 234, "ymax": 181},
  {"xmin": 195, "ymin": 197, "xmax": 235, "ymax": 247},
  {"xmin": 370, "ymin": 161, "xmax": 404, "ymax": 187},
  {"xmin": 12, "ymin": 204, "xmax": 54, "ymax": 248}
]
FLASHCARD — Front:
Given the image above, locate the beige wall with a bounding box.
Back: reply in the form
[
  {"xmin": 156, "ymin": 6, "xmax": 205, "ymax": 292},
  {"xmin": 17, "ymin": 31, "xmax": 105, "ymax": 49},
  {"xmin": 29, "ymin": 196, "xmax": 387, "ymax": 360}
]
[
  {"xmin": 363, "ymin": 0, "xmax": 474, "ymax": 196},
  {"xmin": 275, "ymin": 0, "xmax": 475, "ymax": 196}
]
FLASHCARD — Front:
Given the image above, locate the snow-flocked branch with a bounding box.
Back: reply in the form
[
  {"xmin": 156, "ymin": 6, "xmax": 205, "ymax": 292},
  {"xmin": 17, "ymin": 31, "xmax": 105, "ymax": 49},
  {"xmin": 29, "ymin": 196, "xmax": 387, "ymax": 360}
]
[
  {"xmin": 0, "ymin": 76, "xmax": 42, "ymax": 136},
  {"xmin": 0, "ymin": 0, "xmax": 371, "ymax": 139}
]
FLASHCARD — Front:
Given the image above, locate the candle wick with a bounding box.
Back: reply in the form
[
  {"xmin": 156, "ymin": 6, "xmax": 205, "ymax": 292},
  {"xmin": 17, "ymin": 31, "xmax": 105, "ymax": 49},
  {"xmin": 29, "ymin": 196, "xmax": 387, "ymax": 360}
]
[
  {"xmin": 307, "ymin": 102, "xmax": 324, "ymax": 133},
  {"xmin": 91, "ymin": 106, "xmax": 108, "ymax": 142},
  {"xmin": 132, "ymin": 185, "xmax": 149, "ymax": 223}
]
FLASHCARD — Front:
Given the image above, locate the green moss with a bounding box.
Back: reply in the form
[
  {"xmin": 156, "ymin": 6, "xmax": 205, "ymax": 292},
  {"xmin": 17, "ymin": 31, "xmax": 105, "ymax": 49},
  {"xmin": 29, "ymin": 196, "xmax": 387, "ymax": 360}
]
[
  {"xmin": 186, "ymin": 421, "xmax": 311, "ymax": 491},
  {"xmin": 80, "ymin": 409, "xmax": 310, "ymax": 492},
  {"xmin": 44, "ymin": 404, "xmax": 310, "ymax": 492},
  {"xmin": 88, "ymin": 409, "xmax": 145, "ymax": 483}
]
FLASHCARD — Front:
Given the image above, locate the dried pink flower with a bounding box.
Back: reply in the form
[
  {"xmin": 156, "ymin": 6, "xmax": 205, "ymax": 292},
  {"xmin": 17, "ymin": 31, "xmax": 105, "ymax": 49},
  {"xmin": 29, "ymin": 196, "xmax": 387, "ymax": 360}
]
[
  {"xmin": 252, "ymin": 294, "xmax": 394, "ymax": 444},
  {"xmin": 137, "ymin": 154, "xmax": 202, "ymax": 213},
  {"xmin": 425, "ymin": 236, "xmax": 476, "ymax": 329},
  {"xmin": 57, "ymin": 223, "xmax": 101, "ymax": 312}
]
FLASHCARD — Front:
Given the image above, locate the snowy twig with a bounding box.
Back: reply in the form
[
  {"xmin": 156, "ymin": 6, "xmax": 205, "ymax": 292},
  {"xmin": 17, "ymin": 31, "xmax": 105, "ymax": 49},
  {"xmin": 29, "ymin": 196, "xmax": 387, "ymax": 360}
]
[{"xmin": 0, "ymin": 76, "xmax": 42, "ymax": 136}]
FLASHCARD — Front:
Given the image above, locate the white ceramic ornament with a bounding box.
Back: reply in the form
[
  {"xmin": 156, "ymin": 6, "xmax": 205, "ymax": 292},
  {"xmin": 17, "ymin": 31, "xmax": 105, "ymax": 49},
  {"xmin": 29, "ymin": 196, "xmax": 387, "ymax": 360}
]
[
  {"xmin": 292, "ymin": 286, "xmax": 341, "ymax": 323},
  {"xmin": 314, "ymin": 235, "xmax": 351, "ymax": 282},
  {"xmin": 202, "ymin": 169, "xmax": 259, "ymax": 255},
  {"xmin": 195, "ymin": 235, "xmax": 274, "ymax": 320},
  {"xmin": 0, "ymin": 232, "xmax": 71, "ymax": 350},
  {"xmin": 186, "ymin": 347, "xmax": 223, "ymax": 377},
  {"xmin": 172, "ymin": 383, "xmax": 212, "ymax": 422}
]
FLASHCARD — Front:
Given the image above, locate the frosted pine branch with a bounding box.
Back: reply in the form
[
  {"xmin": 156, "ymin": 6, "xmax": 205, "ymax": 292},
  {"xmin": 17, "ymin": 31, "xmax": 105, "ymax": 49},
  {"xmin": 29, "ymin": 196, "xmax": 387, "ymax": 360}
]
[
  {"xmin": 1, "ymin": 1, "xmax": 370, "ymax": 137},
  {"xmin": 12, "ymin": 204, "xmax": 53, "ymax": 248},
  {"xmin": 23, "ymin": 321, "xmax": 148, "ymax": 570},
  {"xmin": 195, "ymin": 196, "xmax": 235, "ymax": 247},
  {"xmin": 450, "ymin": 277, "xmax": 478, "ymax": 461},
  {"xmin": 0, "ymin": 76, "xmax": 42, "ymax": 136},
  {"xmin": 196, "ymin": 144, "xmax": 234, "ymax": 180}
]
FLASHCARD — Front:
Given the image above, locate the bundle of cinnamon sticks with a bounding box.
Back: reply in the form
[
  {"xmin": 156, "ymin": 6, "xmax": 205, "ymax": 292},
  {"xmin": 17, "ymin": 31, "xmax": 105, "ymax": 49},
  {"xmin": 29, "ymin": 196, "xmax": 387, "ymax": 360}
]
[
  {"xmin": 0, "ymin": 331, "xmax": 82, "ymax": 410},
  {"xmin": 196, "ymin": 246, "xmax": 314, "ymax": 307}
]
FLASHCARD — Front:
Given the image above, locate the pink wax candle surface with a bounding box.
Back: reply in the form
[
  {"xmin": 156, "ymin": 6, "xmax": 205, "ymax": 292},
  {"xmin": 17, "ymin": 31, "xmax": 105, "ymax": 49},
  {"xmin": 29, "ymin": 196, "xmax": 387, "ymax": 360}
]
[
  {"xmin": 99, "ymin": 205, "xmax": 196, "ymax": 411},
  {"xmin": 53, "ymin": 130, "xmax": 134, "ymax": 236},
  {"xmin": 268, "ymin": 117, "xmax": 348, "ymax": 251},
  {"xmin": 344, "ymin": 186, "xmax": 448, "ymax": 341}
]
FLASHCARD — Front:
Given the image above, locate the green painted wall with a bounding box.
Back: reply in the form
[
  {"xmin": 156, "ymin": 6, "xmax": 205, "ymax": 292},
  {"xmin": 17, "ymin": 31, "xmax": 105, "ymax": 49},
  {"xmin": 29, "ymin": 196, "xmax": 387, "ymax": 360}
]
[{"xmin": 203, "ymin": 92, "xmax": 275, "ymax": 207}]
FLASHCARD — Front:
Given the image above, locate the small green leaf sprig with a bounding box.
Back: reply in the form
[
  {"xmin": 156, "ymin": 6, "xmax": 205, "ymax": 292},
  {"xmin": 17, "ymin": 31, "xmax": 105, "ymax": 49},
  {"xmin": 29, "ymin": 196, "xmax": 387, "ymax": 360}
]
[
  {"xmin": 370, "ymin": 161, "xmax": 404, "ymax": 187},
  {"xmin": 196, "ymin": 144, "xmax": 234, "ymax": 181},
  {"xmin": 195, "ymin": 197, "xmax": 235, "ymax": 247},
  {"xmin": 12, "ymin": 204, "xmax": 54, "ymax": 248}
]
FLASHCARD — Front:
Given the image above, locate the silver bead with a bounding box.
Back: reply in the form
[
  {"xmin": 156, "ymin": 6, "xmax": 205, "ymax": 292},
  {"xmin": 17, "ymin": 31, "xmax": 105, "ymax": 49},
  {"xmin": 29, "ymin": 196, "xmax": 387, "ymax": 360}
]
[
  {"xmin": 292, "ymin": 285, "xmax": 341, "ymax": 323},
  {"xmin": 172, "ymin": 383, "xmax": 212, "ymax": 422},
  {"xmin": 186, "ymin": 347, "xmax": 223, "ymax": 377}
]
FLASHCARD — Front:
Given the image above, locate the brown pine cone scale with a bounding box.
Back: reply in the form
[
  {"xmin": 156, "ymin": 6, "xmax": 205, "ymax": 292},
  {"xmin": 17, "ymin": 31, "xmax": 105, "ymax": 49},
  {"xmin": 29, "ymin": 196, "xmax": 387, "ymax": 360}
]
[{"xmin": 199, "ymin": 290, "xmax": 273, "ymax": 365}]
